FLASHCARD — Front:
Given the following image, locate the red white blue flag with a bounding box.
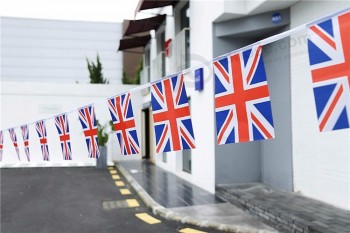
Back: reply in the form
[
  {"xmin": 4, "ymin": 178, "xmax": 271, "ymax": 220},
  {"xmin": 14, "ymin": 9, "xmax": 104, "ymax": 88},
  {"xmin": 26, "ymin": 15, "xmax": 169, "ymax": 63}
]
[
  {"xmin": 151, "ymin": 74, "xmax": 196, "ymax": 153},
  {"xmin": 307, "ymin": 11, "xmax": 350, "ymax": 131},
  {"xmin": 36, "ymin": 120, "xmax": 50, "ymax": 161},
  {"xmin": 108, "ymin": 93, "xmax": 140, "ymax": 155},
  {"xmin": 214, "ymin": 45, "xmax": 275, "ymax": 144},
  {"xmin": 55, "ymin": 114, "xmax": 72, "ymax": 160},
  {"xmin": 78, "ymin": 105, "xmax": 100, "ymax": 158},
  {"xmin": 0, "ymin": 131, "xmax": 3, "ymax": 162},
  {"xmin": 20, "ymin": 125, "xmax": 30, "ymax": 162},
  {"xmin": 8, "ymin": 128, "xmax": 21, "ymax": 160}
]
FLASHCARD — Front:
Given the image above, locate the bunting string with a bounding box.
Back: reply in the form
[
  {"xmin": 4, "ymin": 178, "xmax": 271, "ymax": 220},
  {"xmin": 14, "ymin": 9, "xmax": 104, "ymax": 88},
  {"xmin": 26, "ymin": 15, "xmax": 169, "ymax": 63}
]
[
  {"xmin": 0, "ymin": 7, "xmax": 349, "ymax": 162},
  {"xmin": 2, "ymin": 7, "xmax": 348, "ymax": 133}
]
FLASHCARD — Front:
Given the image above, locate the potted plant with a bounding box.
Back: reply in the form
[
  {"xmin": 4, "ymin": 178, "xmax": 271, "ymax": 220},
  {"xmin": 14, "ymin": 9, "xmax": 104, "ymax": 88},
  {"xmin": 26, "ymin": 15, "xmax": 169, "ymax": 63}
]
[{"xmin": 96, "ymin": 120, "xmax": 109, "ymax": 169}]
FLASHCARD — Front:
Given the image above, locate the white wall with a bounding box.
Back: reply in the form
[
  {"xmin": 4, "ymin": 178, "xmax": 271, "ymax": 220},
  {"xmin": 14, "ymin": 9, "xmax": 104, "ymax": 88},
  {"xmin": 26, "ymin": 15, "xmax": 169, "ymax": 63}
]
[
  {"xmin": 290, "ymin": 1, "xmax": 350, "ymax": 210},
  {"xmin": 140, "ymin": 1, "xmax": 222, "ymax": 193},
  {"xmin": 0, "ymin": 82, "xmax": 142, "ymax": 167},
  {"xmin": 1, "ymin": 17, "xmax": 123, "ymax": 84},
  {"xmin": 155, "ymin": 1, "xmax": 223, "ymax": 193}
]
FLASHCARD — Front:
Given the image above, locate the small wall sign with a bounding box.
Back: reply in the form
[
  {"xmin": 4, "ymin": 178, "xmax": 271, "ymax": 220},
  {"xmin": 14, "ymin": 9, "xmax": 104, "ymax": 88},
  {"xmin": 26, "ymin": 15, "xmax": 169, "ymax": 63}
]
[{"xmin": 195, "ymin": 68, "xmax": 204, "ymax": 91}]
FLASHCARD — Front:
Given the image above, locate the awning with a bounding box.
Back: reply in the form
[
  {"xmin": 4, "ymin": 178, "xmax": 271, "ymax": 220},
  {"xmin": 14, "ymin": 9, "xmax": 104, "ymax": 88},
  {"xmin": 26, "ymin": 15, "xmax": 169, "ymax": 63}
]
[
  {"xmin": 135, "ymin": 0, "xmax": 178, "ymax": 15},
  {"xmin": 124, "ymin": 14, "xmax": 166, "ymax": 36},
  {"xmin": 118, "ymin": 35, "xmax": 151, "ymax": 51}
]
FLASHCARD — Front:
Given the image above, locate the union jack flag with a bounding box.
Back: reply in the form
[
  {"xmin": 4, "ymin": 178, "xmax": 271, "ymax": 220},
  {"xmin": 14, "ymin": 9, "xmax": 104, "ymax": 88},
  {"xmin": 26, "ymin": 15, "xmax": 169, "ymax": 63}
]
[
  {"xmin": 151, "ymin": 74, "xmax": 196, "ymax": 153},
  {"xmin": 36, "ymin": 120, "xmax": 50, "ymax": 161},
  {"xmin": 55, "ymin": 114, "xmax": 72, "ymax": 160},
  {"xmin": 8, "ymin": 128, "xmax": 21, "ymax": 160},
  {"xmin": 307, "ymin": 11, "xmax": 350, "ymax": 131},
  {"xmin": 0, "ymin": 131, "xmax": 3, "ymax": 162},
  {"xmin": 214, "ymin": 45, "xmax": 275, "ymax": 144},
  {"xmin": 78, "ymin": 105, "xmax": 100, "ymax": 158},
  {"xmin": 20, "ymin": 125, "xmax": 30, "ymax": 162},
  {"xmin": 108, "ymin": 93, "xmax": 140, "ymax": 155}
]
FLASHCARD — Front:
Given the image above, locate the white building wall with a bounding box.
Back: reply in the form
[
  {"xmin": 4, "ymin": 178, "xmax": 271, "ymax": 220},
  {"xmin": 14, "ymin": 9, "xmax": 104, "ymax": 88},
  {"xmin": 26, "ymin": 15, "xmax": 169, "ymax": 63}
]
[
  {"xmin": 1, "ymin": 17, "xmax": 122, "ymax": 84},
  {"xmin": 0, "ymin": 82, "xmax": 142, "ymax": 167},
  {"xmin": 290, "ymin": 1, "xmax": 350, "ymax": 210},
  {"xmin": 154, "ymin": 1, "xmax": 224, "ymax": 193}
]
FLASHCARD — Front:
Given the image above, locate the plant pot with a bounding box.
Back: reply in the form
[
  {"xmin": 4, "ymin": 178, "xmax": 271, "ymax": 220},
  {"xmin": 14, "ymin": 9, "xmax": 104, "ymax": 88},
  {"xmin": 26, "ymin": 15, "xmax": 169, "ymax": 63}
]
[{"xmin": 96, "ymin": 146, "xmax": 107, "ymax": 169}]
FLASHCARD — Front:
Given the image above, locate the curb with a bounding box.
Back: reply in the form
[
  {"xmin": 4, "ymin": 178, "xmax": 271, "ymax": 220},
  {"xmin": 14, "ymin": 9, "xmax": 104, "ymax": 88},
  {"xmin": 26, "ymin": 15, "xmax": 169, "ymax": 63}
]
[{"xmin": 115, "ymin": 163, "xmax": 276, "ymax": 233}]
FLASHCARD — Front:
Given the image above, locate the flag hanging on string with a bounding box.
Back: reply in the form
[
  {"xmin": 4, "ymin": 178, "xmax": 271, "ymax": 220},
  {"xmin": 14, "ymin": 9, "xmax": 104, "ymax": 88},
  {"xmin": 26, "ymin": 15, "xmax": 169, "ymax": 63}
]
[
  {"xmin": 151, "ymin": 74, "xmax": 196, "ymax": 153},
  {"xmin": 0, "ymin": 131, "xmax": 3, "ymax": 162},
  {"xmin": 20, "ymin": 125, "xmax": 30, "ymax": 161},
  {"xmin": 307, "ymin": 11, "xmax": 350, "ymax": 132},
  {"xmin": 54, "ymin": 114, "xmax": 72, "ymax": 160},
  {"xmin": 78, "ymin": 105, "xmax": 100, "ymax": 158},
  {"xmin": 214, "ymin": 45, "xmax": 275, "ymax": 144},
  {"xmin": 8, "ymin": 128, "xmax": 21, "ymax": 160},
  {"xmin": 36, "ymin": 120, "xmax": 50, "ymax": 161},
  {"xmin": 108, "ymin": 93, "xmax": 140, "ymax": 155}
]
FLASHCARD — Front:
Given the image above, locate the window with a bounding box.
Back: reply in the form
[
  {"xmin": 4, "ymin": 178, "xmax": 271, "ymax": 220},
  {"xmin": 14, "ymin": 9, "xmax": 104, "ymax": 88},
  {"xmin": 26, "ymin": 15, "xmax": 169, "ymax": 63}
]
[
  {"xmin": 182, "ymin": 98, "xmax": 192, "ymax": 173},
  {"xmin": 181, "ymin": 3, "xmax": 190, "ymax": 69},
  {"xmin": 162, "ymin": 152, "xmax": 167, "ymax": 163}
]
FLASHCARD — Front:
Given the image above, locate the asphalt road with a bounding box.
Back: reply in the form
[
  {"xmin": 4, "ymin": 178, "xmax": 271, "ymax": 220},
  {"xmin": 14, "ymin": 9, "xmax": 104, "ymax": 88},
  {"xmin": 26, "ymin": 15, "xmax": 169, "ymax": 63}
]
[{"xmin": 1, "ymin": 167, "xmax": 222, "ymax": 233}]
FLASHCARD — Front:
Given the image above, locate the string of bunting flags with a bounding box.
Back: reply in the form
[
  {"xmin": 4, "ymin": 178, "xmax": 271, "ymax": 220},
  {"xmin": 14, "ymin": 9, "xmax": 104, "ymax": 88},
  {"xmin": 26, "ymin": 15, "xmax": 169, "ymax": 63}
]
[{"xmin": 0, "ymin": 8, "xmax": 349, "ymax": 162}]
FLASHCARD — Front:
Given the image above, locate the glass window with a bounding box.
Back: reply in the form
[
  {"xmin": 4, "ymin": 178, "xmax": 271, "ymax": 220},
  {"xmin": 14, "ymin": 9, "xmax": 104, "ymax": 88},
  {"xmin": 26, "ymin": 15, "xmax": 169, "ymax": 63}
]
[
  {"xmin": 180, "ymin": 3, "xmax": 190, "ymax": 69},
  {"xmin": 162, "ymin": 152, "xmax": 167, "ymax": 163},
  {"xmin": 182, "ymin": 98, "xmax": 192, "ymax": 173}
]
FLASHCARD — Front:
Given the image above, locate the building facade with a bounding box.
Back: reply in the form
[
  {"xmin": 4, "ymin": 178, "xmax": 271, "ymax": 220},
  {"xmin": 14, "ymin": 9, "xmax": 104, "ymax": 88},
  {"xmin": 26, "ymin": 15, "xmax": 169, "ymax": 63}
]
[
  {"xmin": 1, "ymin": 17, "xmax": 123, "ymax": 83},
  {"xmin": 120, "ymin": 0, "xmax": 350, "ymax": 211},
  {"xmin": 0, "ymin": 17, "xmax": 143, "ymax": 167}
]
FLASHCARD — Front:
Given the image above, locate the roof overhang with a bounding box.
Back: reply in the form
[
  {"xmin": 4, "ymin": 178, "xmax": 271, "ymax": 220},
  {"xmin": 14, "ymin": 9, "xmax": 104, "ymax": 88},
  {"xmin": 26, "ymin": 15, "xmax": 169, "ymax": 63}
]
[
  {"xmin": 118, "ymin": 35, "xmax": 151, "ymax": 51},
  {"xmin": 135, "ymin": 0, "xmax": 178, "ymax": 17},
  {"xmin": 124, "ymin": 14, "xmax": 166, "ymax": 36}
]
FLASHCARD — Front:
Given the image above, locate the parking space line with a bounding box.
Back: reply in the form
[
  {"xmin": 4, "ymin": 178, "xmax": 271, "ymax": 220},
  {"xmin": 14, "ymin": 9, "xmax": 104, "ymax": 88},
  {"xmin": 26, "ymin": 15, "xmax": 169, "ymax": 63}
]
[
  {"xmin": 120, "ymin": 188, "xmax": 131, "ymax": 195},
  {"xmin": 115, "ymin": 181, "xmax": 125, "ymax": 187},
  {"xmin": 179, "ymin": 228, "xmax": 207, "ymax": 233},
  {"xmin": 111, "ymin": 175, "xmax": 120, "ymax": 180},
  {"xmin": 135, "ymin": 213, "xmax": 161, "ymax": 224},
  {"xmin": 126, "ymin": 199, "xmax": 140, "ymax": 207},
  {"xmin": 109, "ymin": 170, "xmax": 117, "ymax": 175}
]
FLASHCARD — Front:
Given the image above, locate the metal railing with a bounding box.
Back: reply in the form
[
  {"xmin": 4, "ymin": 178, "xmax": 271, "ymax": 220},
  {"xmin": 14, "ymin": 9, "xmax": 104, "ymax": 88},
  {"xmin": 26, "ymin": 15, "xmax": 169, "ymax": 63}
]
[
  {"xmin": 140, "ymin": 66, "xmax": 150, "ymax": 95},
  {"xmin": 152, "ymin": 51, "xmax": 165, "ymax": 80},
  {"xmin": 174, "ymin": 28, "xmax": 190, "ymax": 71}
]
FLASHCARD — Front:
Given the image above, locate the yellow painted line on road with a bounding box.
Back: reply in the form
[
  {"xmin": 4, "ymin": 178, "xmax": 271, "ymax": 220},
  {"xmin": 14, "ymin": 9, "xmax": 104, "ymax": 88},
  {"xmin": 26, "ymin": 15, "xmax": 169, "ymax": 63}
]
[
  {"xmin": 108, "ymin": 167, "xmax": 114, "ymax": 170},
  {"xmin": 179, "ymin": 228, "xmax": 207, "ymax": 233},
  {"xmin": 109, "ymin": 170, "xmax": 117, "ymax": 175},
  {"xmin": 111, "ymin": 175, "xmax": 120, "ymax": 180},
  {"xmin": 115, "ymin": 181, "xmax": 125, "ymax": 187},
  {"xmin": 135, "ymin": 213, "xmax": 161, "ymax": 224},
  {"xmin": 126, "ymin": 199, "xmax": 140, "ymax": 207},
  {"xmin": 120, "ymin": 189, "xmax": 131, "ymax": 195}
]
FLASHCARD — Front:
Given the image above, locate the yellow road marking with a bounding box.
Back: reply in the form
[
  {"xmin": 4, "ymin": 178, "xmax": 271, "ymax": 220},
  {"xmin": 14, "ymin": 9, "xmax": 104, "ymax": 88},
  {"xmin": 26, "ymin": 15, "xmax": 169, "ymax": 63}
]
[
  {"xmin": 115, "ymin": 181, "xmax": 125, "ymax": 187},
  {"xmin": 135, "ymin": 213, "xmax": 161, "ymax": 224},
  {"xmin": 179, "ymin": 228, "xmax": 207, "ymax": 233},
  {"xmin": 126, "ymin": 199, "xmax": 140, "ymax": 207},
  {"xmin": 107, "ymin": 167, "xmax": 114, "ymax": 170},
  {"xmin": 111, "ymin": 175, "xmax": 120, "ymax": 180},
  {"xmin": 109, "ymin": 170, "xmax": 117, "ymax": 174},
  {"xmin": 120, "ymin": 189, "xmax": 131, "ymax": 195}
]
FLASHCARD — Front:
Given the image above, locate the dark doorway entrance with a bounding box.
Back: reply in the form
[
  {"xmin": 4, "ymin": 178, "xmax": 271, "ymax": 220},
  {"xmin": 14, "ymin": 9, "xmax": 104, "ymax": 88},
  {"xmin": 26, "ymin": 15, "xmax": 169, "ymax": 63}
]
[{"xmin": 142, "ymin": 108, "xmax": 151, "ymax": 159}]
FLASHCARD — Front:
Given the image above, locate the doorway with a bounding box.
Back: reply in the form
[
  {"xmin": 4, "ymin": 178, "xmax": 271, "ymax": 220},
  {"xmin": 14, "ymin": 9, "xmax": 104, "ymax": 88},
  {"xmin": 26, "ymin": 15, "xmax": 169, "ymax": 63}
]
[{"xmin": 141, "ymin": 107, "xmax": 156, "ymax": 163}]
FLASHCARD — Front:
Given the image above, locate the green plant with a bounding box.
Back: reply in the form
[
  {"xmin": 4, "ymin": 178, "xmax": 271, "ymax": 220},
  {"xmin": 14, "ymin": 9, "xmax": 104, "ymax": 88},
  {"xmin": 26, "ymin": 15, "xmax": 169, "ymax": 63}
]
[
  {"xmin": 87, "ymin": 55, "xmax": 109, "ymax": 84},
  {"xmin": 122, "ymin": 69, "xmax": 136, "ymax": 84},
  {"xmin": 121, "ymin": 59, "xmax": 143, "ymax": 85},
  {"xmin": 134, "ymin": 59, "xmax": 143, "ymax": 85},
  {"xmin": 97, "ymin": 120, "xmax": 109, "ymax": 147}
]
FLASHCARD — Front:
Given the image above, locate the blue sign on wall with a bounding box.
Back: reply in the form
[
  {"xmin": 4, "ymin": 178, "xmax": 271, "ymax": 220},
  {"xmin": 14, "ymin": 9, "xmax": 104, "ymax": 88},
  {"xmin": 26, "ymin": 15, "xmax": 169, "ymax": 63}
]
[
  {"xmin": 195, "ymin": 68, "xmax": 204, "ymax": 91},
  {"xmin": 272, "ymin": 13, "xmax": 282, "ymax": 24}
]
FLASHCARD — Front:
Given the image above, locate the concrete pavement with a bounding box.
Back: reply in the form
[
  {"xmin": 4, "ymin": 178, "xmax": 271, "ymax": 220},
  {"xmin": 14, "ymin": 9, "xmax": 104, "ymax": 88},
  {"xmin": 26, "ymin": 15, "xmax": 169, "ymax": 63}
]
[
  {"xmin": 116, "ymin": 161, "xmax": 276, "ymax": 233},
  {"xmin": 1, "ymin": 167, "xmax": 224, "ymax": 233}
]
